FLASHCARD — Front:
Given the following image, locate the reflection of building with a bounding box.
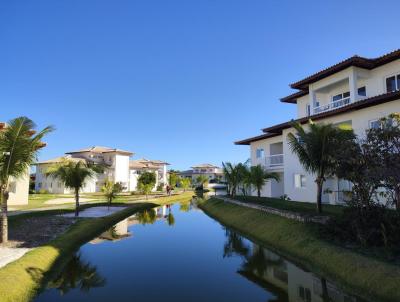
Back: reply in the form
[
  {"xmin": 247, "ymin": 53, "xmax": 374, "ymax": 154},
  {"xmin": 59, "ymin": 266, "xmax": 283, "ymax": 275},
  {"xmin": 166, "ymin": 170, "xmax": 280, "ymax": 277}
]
[
  {"xmin": 91, "ymin": 219, "xmax": 131, "ymax": 244},
  {"xmin": 240, "ymin": 244, "xmax": 358, "ymax": 302},
  {"xmin": 223, "ymin": 228, "xmax": 360, "ymax": 302},
  {"xmin": 236, "ymin": 49, "xmax": 400, "ymax": 204},
  {"xmin": 35, "ymin": 146, "xmax": 169, "ymax": 193}
]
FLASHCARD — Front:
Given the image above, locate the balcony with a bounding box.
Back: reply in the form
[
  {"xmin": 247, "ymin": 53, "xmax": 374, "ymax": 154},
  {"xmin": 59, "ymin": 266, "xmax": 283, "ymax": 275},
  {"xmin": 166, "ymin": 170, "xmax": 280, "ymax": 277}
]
[
  {"xmin": 264, "ymin": 154, "xmax": 284, "ymax": 168},
  {"xmin": 313, "ymin": 97, "xmax": 352, "ymax": 114}
]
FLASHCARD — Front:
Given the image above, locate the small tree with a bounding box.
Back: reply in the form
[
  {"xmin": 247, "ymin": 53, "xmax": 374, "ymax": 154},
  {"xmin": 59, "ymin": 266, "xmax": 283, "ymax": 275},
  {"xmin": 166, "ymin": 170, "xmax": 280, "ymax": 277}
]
[
  {"xmin": 101, "ymin": 179, "xmax": 122, "ymax": 207},
  {"xmin": 137, "ymin": 171, "xmax": 156, "ymax": 199},
  {"xmin": 46, "ymin": 159, "xmax": 103, "ymax": 216},
  {"xmin": 222, "ymin": 162, "xmax": 248, "ymax": 197},
  {"xmin": 287, "ymin": 120, "xmax": 354, "ymax": 213},
  {"xmin": 180, "ymin": 178, "xmax": 191, "ymax": 192},
  {"xmin": 0, "ymin": 117, "xmax": 53, "ymax": 243},
  {"xmin": 249, "ymin": 165, "xmax": 280, "ymax": 198},
  {"xmin": 195, "ymin": 175, "xmax": 209, "ymax": 190},
  {"xmin": 168, "ymin": 172, "xmax": 180, "ymax": 188}
]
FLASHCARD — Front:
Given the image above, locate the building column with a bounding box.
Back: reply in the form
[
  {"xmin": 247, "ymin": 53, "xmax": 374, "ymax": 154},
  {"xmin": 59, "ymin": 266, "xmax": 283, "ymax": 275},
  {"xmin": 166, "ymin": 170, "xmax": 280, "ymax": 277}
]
[
  {"xmin": 309, "ymin": 88, "xmax": 317, "ymax": 114},
  {"xmin": 349, "ymin": 69, "xmax": 358, "ymax": 102}
]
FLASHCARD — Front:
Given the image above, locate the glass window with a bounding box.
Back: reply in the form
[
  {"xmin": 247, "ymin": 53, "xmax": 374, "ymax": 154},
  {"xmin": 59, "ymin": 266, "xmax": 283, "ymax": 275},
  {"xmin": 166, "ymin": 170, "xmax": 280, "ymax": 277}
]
[
  {"xmin": 294, "ymin": 174, "xmax": 306, "ymax": 188},
  {"xmin": 343, "ymin": 91, "xmax": 350, "ymax": 98},
  {"xmin": 386, "ymin": 75, "xmax": 397, "ymax": 92},
  {"xmin": 306, "ymin": 104, "xmax": 311, "ymax": 116},
  {"xmin": 332, "ymin": 94, "xmax": 342, "ymax": 102},
  {"xmin": 369, "ymin": 119, "xmax": 380, "ymax": 129},
  {"xmin": 256, "ymin": 148, "xmax": 265, "ymax": 159},
  {"xmin": 358, "ymin": 86, "xmax": 366, "ymax": 96}
]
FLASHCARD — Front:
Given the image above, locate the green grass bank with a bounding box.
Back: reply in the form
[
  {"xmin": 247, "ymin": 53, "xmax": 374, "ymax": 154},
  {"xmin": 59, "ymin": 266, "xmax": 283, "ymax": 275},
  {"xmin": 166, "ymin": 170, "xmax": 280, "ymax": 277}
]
[
  {"xmin": 0, "ymin": 203, "xmax": 155, "ymax": 302},
  {"xmin": 199, "ymin": 198, "xmax": 400, "ymax": 302}
]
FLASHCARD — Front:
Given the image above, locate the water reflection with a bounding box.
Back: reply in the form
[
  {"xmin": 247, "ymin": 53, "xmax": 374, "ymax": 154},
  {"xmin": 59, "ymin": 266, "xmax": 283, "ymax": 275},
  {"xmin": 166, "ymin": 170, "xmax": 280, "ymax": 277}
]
[
  {"xmin": 223, "ymin": 228, "xmax": 362, "ymax": 302},
  {"xmin": 46, "ymin": 254, "xmax": 105, "ymax": 295}
]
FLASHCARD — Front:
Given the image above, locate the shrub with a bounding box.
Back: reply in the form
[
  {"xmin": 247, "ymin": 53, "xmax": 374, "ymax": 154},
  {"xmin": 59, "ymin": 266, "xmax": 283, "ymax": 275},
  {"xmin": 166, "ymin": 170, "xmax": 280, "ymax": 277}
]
[
  {"xmin": 323, "ymin": 201, "xmax": 400, "ymax": 250},
  {"xmin": 38, "ymin": 189, "xmax": 49, "ymax": 194}
]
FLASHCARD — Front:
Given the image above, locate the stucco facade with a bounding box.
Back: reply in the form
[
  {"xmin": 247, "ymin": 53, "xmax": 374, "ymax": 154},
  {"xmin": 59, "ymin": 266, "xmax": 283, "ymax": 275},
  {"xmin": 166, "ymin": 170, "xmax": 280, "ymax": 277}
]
[
  {"xmin": 35, "ymin": 147, "xmax": 169, "ymax": 194},
  {"xmin": 236, "ymin": 50, "xmax": 400, "ymax": 204}
]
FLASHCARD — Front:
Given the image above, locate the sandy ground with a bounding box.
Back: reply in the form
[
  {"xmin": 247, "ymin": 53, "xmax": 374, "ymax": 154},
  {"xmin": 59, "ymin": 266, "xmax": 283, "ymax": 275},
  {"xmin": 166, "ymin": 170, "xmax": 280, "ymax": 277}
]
[
  {"xmin": 61, "ymin": 206, "xmax": 127, "ymax": 218},
  {"xmin": 0, "ymin": 216, "xmax": 76, "ymax": 268},
  {"xmin": 45, "ymin": 197, "xmax": 96, "ymax": 205}
]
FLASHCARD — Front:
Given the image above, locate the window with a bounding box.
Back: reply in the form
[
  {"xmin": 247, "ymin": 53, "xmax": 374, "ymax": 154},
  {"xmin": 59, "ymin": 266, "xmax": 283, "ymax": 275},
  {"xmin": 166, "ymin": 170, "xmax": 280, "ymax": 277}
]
[
  {"xmin": 386, "ymin": 74, "xmax": 400, "ymax": 92},
  {"xmin": 294, "ymin": 174, "xmax": 306, "ymax": 188},
  {"xmin": 256, "ymin": 148, "xmax": 265, "ymax": 159},
  {"xmin": 332, "ymin": 91, "xmax": 350, "ymax": 102},
  {"xmin": 358, "ymin": 86, "xmax": 366, "ymax": 96},
  {"xmin": 306, "ymin": 104, "xmax": 311, "ymax": 116},
  {"xmin": 369, "ymin": 119, "xmax": 380, "ymax": 129},
  {"xmin": 298, "ymin": 286, "xmax": 311, "ymax": 302}
]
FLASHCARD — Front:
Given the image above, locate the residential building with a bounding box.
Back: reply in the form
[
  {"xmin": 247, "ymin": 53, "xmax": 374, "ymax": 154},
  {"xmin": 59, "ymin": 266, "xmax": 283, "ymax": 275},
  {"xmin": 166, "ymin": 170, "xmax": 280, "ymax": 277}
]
[
  {"xmin": 129, "ymin": 158, "xmax": 169, "ymax": 191},
  {"xmin": 35, "ymin": 146, "xmax": 169, "ymax": 193},
  {"xmin": 235, "ymin": 49, "xmax": 400, "ymax": 204},
  {"xmin": 179, "ymin": 164, "xmax": 224, "ymax": 182}
]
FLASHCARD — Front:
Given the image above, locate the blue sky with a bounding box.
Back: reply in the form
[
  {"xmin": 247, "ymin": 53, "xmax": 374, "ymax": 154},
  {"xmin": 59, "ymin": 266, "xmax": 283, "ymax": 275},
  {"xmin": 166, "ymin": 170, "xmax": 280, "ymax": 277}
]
[{"xmin": 1, "ymin": 0, "xmax": 399, "ymax": 170}]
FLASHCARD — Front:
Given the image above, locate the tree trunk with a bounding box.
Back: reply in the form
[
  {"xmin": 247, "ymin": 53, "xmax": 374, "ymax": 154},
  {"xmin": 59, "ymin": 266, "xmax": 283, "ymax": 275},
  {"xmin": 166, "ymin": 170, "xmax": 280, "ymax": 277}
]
[
  {"xmin": 395, "ymin": 186, "xmax": 400, "ymax": 210},
  {"xmin": 0, "ymin": 186, "xmax": 9, "ymax": 244},
  {"xmin": 316, "ymin": 179, "xmax": 323, "ymax": 213},
  {"xmin": 74, "ymin": 187, "xmax": 80, "ymax": 217},
  {"xmin": 257, "ymin": 188, "xmax": 261, "ymax": 198}
]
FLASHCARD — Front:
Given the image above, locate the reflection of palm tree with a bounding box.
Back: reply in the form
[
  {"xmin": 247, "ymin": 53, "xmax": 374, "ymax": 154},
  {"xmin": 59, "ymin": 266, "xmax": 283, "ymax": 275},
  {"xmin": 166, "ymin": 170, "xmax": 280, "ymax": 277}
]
[
  {"xmin": 48, "ymin": 253, "xmax": 106, "ymax": 295},
  {"xmin": 223, "ymin": 229, "xmax": 250, "ymax": 258},
  {"xmin": 136, "ymin": 209, "xmax": 157, "ymax": 225},
  {"xmin": 167, "ymin": 213, "xmax": 175, "ymax": 226},
  {"xmin": 179, "ymin": 202, "xmax": 190, "ymax": 212}
]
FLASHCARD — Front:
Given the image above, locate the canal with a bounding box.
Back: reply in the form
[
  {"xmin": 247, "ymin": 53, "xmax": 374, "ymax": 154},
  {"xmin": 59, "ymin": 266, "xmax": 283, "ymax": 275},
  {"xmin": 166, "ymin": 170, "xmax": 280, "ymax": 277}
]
[{"xmin": 35, "ymin": 200, "xmax": 363, "ymax": 301}]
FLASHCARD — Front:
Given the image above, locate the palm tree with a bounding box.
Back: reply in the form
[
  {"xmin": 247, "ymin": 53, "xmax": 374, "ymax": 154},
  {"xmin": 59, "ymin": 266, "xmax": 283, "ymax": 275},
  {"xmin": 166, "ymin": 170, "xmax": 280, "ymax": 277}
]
[
  {"xmin": 0, "ymin": 117, "xmax": 53, "ymax": 243},
  {"xmin": 195, "ymin": 175, "xmax": 209, "ymax": 190},
  {"xmin": 249, "ymin": 165, "xmax": 280, "ymax": 197},
  {"xmin": 222, "ymin": 162, "xmax": 247, "ymax": 197},
  {"xmin": 180, "ymin": 178, "xmax": 191, "ymax": 192},
  {"xmin": 101, "ymin": 179, "xmax": 122, "ymax": 208},
  {"xmin": 287, "ymin": 120, "xmax": 354, "ymax": 213},
  {"xmin": 46, "ymin": 159, "xmax": 103, "ymax": 216}
]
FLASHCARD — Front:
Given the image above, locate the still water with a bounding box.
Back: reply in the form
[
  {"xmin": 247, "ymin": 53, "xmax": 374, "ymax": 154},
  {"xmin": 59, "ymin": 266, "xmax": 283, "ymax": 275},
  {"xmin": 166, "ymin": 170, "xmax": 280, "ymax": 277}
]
[{"xmin": 35, "ymin": 201, "xmax": 363, "ymax": 302}]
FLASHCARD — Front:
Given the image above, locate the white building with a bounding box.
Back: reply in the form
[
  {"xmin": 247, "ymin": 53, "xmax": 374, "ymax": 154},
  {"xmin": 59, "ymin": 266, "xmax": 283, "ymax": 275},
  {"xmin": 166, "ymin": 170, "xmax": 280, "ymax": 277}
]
[
  {"xmin": 235, "ymin": 49, "xmax": 400, "ymax": 204},
  {"xmin": 35, "ymin": 146, "xmax": 169, "ymax": 193},
  {"xmin": 179, "ymin": 164, "xmax": 224, "ymax": 182},
  {"xmin": 129, "ymin": 158, "xmax": 169, "ymax": 191}
]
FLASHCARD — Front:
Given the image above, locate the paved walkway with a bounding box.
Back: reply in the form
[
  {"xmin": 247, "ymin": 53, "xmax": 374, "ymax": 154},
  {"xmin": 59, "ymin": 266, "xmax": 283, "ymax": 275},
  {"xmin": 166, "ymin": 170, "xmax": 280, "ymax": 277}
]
[
  {"xmin": 61, "ymin": 206, "xmax": 127, "ymax": 218},
  {"xmin": 215, "ymin": 196, "xmax": 330, "ymax": 224},
  {"xmin": 45, "ymin": 197, "xmax": 96, "ymax": 205},
  {"xmin": 0, "ymin": 247, "xmax": 32, "ymax": 269}
]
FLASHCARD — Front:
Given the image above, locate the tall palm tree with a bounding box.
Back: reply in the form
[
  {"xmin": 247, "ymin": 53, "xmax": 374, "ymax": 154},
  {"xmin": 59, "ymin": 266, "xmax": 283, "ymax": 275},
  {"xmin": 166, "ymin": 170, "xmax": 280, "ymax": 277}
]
[
  {"xmin": 46, "ymin": 159, "xmax": 103, "ymax": 216},
  {"xmin": 249, "ymin": 165, "xmax": 280, "ymax": 198},
  {"xmin": 222, "ymin": 162, "xmax": 248, "ymax": 197},
  {"xmin": 0, "ymin": 117, "xmax": 53, "ymax": 243},
  {"xmin": 287, "ymin": 120, "xmax": 354, "ymax": 213}
]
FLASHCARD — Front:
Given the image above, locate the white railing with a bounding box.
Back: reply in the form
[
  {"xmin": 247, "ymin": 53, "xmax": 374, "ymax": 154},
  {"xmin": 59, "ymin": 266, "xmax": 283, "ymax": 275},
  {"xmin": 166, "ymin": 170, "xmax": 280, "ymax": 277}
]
[
  {"xmin": 265, "ymin": 154, "xmax": 284, "ymax": 168},
  {"xmin": 313, "ymin": 97, "xmax": 352, "ymax": 114}
]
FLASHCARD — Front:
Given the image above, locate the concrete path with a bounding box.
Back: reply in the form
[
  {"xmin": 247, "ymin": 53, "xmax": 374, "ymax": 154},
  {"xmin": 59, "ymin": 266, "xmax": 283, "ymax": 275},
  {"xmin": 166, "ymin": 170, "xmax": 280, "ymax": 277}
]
[
  {"xmin": 0, "ymin": 247, "xmax": 32, "ymax": 269},
  {"xmin": 61, "ymin": 206, "xmax": 127, "ymax": 218}
]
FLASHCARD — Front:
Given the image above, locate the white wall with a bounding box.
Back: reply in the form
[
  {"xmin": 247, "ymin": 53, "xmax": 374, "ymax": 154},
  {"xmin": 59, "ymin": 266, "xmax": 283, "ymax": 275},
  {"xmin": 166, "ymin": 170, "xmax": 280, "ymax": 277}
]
[{"xmin": 8, "ymin": 170, "xmax": 29, "ymax": 205}]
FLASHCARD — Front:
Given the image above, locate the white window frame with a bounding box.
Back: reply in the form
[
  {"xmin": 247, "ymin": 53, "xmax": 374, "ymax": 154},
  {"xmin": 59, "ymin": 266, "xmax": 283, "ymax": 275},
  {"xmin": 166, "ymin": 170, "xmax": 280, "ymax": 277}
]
[
  {"xmin": 369, "ymin": 119, "xmax": 380, "ymax": 129},
  {"xmin": 256, "ymin": 148, "xmax": 265, "ymax": 159},
  {"xmin": 294, "ymin": 174, "xmax": 306, "ymax": 188},
  {"xmin": 385, "ymin": 73, "xmax": 400, "ymax": 93}
]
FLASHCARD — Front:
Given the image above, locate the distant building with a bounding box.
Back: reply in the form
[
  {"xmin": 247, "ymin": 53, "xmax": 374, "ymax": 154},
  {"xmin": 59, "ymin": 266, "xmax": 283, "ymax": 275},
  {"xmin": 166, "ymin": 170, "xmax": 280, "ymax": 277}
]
[
  {"xmin": 179, "ymin": 164, "xmax": 224, "ymax": 183},
  {"xmin": 35, "ymin": 146, "xmax": 169, "ymax": 193}
]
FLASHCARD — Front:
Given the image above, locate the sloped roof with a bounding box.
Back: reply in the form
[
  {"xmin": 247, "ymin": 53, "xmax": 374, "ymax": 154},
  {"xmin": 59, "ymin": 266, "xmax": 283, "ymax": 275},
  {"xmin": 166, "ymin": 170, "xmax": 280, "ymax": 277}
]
[
  {"xmin": 235, "ymin": 90, "xmax": 400, "ymax": 145},
  {"xmin": 66, "ymin": 146, "xmax": 133, "ymax": 156},
  {"xmin": 281, "ymin": 49, "xmax": 400, "ymax": 103},
  {"xmin": 191, "ymin": 163, "xmax": 219, "ymax": 169},
  {"xmin": 35, "ymin": 156, "xmax": 87, "ymax": 165},
  {"xmin": 129, "ymin": 158, "xmax": 168, "ymax": 170}
]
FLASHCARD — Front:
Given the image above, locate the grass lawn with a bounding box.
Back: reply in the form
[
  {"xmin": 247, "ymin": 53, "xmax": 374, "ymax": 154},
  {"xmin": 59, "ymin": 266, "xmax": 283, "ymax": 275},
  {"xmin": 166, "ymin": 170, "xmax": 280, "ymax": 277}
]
[
  {"xmin": 199, "ymin": 198, "xmax": 400, "ymax": 302},
  {"xmin": 234, "ymin": 195, "xmax": 344, "ymax": 217}
]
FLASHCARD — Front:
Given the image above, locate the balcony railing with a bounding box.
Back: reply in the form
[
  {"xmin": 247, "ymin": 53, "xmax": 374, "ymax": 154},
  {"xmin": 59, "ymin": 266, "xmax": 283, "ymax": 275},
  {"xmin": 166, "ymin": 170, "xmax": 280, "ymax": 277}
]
[
  {"xmin": 265, "ymin": 154, "xmax": 284, "ymax": 168},
  {"xmin": 314, "ymin": 97, "xmax": 351, "ymax": 114}
]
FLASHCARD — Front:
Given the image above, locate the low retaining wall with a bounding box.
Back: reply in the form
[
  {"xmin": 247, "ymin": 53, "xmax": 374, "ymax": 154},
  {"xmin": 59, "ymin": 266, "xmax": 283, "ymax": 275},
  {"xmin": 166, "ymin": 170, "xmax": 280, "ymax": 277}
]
[{"xmin": 215, "ymin": 196, "xmax": 330, "ymax": 224}]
